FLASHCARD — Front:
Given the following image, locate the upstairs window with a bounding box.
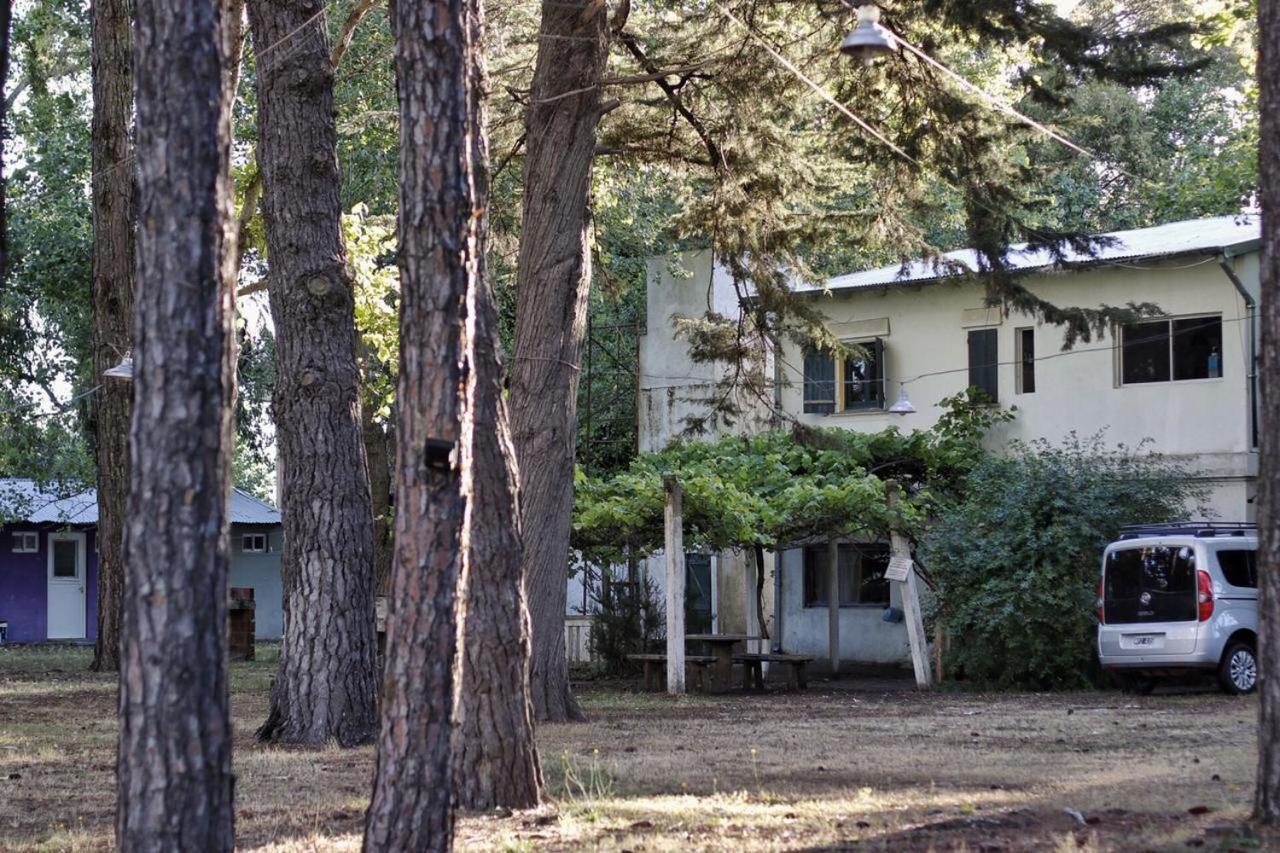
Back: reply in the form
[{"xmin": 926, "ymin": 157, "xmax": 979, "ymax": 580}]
[
  {"xmin": 802, "ymin": 339, "xmax": 886, "ymax": 414},
  {"xmin": 242, "ymin": 533, "xmax": 268, "ymax": 553},
  {"xmin": 967, "ymin": 328, "xmax": 999, "ymax": 402},
  {"xmin": 12, "ymin": 531, "xmax": 37, "ymax": 553},
  {"xmin": 1121, "ymin": 316, "xmax": 1222, "ymax": 385},
  {"xmin": 1016, "ymin": 327, "xmax": 1036, "ymax": 394}
]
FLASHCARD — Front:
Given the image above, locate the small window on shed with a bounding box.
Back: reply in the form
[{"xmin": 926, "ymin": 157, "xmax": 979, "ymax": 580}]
[
  {"xmin": 12, "ymin": 531, "xmax": 37, "ymax": 553},
  {"xmin": 242, "ymin": 533, "xmax": 268, "ymax": 553},
  {"xmin": 1218, "ymin": 549, "xmax": 1257, "ymax": 589}
]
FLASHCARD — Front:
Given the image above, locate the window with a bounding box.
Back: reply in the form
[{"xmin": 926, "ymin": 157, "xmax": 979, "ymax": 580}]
[
  {"xmin": 802, "ymin": 340, "xmax": 886, "ymax": 414},
  {"xmin": 802, "ymin": 544, "xmax": 892, "ymax": 607},
  {"xmin": 1121, "ymin": 316, "xmax": 1223, "ymax": 385},
  {"xmin": 802, "ymin": 349, "xmax": 836, "ymax": 414},
  {"xmin": 1104, "ymin": 546, "xmax": 1197, "ymax": 624},
  {"xmin": 1016, "ymin": 327, "xmax": 1035, "ymax": 394},
  {"xmin": 12, "ymin": 531, "xmax": 37, "ymax": 553},
  {"xmin": 242, "ymin": 533, "xmax": 268, "ymax": 553},
  {"xmin": 967, "ymin": 328, "xmax": 998, "ymax": 401},
  {"xmin": 51, "ymin": 539, "xmax": 78, "ymax": 579},
  {"xmin": 1218, "ymin": 549, "xmax": 1257, "ymax": 589}
]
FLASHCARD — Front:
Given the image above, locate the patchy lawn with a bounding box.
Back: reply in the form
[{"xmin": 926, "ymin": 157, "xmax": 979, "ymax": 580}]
[{"xmin": 0, "ymin": 644, "xmax": 1270, "ymax": 851}]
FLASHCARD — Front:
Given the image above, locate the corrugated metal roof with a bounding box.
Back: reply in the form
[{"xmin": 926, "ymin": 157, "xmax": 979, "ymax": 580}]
[
  {"xmin": 0, "ymin": 478, "xmax": 280, "ymax": 526},
  {"xmin": 803, "ymin": 215, "xmax": 1260, "ymax": 295}
]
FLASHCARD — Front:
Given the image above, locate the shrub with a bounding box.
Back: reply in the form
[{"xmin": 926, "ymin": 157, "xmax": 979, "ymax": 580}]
[
  {"xmin": 587, "ymin": 571, "xmax": 665, "ymax": 676},
  {"xmin": 920, "ymin": 433, "xmax": 1208, "ymax": 690}
]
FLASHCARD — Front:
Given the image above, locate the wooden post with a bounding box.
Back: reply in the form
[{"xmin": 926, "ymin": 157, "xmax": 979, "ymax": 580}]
[
  {"xmin": 664, "ymin": 476, "xmax": 686, "ymax": 694},
  {"xmin": 934, "ymin": 622, "xmax": 944, "ymax": 684},
  {"xmin": 887, "ymin": 482, "xmax": 932, "ymax": 688},
  {"xmin": 743, "ymin": 548, "xmax": 759, "ymax": 653},
  {"xmin": 827, "ymin": 538, "xmax": 840, "ymax": 676}
]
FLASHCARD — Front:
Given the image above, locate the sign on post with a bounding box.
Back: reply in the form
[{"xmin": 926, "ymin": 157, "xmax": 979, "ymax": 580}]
[{"xmin": 885, "ymin": 555, "xmax": 913, "ymax": 583}]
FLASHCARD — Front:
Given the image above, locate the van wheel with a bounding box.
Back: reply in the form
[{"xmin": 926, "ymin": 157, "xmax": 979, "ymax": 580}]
[{"xmin": 1218, "ymin": 642, "xmax": 1257, "ymax": 695}]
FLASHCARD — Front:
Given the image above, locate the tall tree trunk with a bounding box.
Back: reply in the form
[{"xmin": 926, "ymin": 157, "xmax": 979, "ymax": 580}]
[
  {"xmin": 0, "ymin": 0, "xmax": 11, "ymax": 284},
  {"xmin": 452, "ymin": 0, "xmax": 542, "ymax": 807},
  {"xmin": 88, "ymin": 0, "xmax": 134, "ymax": 673},
  {"xmin": 509, "ymin": 0, "xmax": 610, "ymax": 724},
  {"xmin": 116, "ymin": 0, "xmax": 237, "ymax": 848},
  {"xmin": 363, "ymin": 0, "xmax": 477, "ymax": 844},
  {"xmin": 247, "ymin": 0, "xmax": 379, "ymax": 747},
  {"xmin": 1255, "ymin": 0, "xmax": 1280, "ymax": 824}
]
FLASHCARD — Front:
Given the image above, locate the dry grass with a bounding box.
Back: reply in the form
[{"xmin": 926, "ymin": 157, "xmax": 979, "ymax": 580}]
[{"xmin": 0, "ymin": 644, "xmax": 1271, "ymax": 851}]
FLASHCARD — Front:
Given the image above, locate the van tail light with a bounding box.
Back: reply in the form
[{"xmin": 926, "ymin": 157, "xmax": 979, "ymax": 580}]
[
  {"xmin": 1096, "ymin": 578, "xmax": 1105, "ymax": 624},
  {"xmin": 1197, "ymin": 569, "xmax": 1215, "ymax": 622}
]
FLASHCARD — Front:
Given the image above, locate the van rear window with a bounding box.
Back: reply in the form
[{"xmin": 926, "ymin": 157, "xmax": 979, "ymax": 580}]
[
  {"xmin": 1105, "ymin": 546, "xmax": 1197, "ymax": 624},
  {"xmin": 1218, "ymin": 549, "xmax": 1257, "ymax": 589}
]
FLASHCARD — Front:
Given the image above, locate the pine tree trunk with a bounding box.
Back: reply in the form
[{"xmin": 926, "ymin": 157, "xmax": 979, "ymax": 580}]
[
  {"xmin": 0, "ymin": 0, "xmax": 12, "ymax": 284},
  {"xmin": 363, "ymin": 0, "xmax": 477, "ymax": 844},
  {"xmin": 116, "ymin": 0, "xmax": 236, "ymax": 848},
  {"xmin": 452, "ymin": 0, "xmax": 542, "ymax": 805},
  {"xmin": 247, "ymin": 0, "xmax": 379, "ymax": 747},
  {"xmin": 1255, "ymin": 0, "xmax": 1280, "ymax": 824},
  {"xmin": 88, "ymin": 0, "xmax": 134, "ymax": 674},
  {"xmin": 509, "ymin": 0, "xmax": 610, "ymax": 724}
]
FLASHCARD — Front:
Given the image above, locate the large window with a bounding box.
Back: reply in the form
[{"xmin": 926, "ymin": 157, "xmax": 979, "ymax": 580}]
[
  {"xmin": 967, "ymin": 328, "xmax": 999, "ymax": 402},
  {"xmin": 1103, "ymin": 545, "xmax": 1198, "ymax": 624},
  {"xmin": 1121, "ymin": 316, "xmax": 1223, "ymax": 385},
  {"xmin": 802, "ymin": 543, "xmax": 891, "ymax": 607},
  {"xmin": 802, "ymin": 340, "xmax": 886, "ymax": 414}
]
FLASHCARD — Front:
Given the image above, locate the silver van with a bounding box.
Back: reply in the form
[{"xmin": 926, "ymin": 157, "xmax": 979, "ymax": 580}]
[{"xmin": 1097, "ymin": 523, "xmax": 1258, "ymax": 694}]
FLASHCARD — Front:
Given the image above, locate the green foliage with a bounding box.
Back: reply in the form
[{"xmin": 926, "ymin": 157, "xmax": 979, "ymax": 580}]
[
  {"xmin": 574, "ymin": 394, "xmax": 1007, "ymax": 562},
  {"xmin": 919, "ymin": 433, "xmax": 1208, "ymax": 690}
]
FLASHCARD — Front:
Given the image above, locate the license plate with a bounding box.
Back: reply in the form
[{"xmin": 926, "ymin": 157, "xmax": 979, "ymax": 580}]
[{"xmin": 1121, "ymin": 634, "xmax": 1164, "ymax": 651}]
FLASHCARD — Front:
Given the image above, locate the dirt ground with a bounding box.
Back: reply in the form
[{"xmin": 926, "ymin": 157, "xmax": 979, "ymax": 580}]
[{"xmin": 0, "ymin": 644, "xmax": 1272, "ymax": 851}]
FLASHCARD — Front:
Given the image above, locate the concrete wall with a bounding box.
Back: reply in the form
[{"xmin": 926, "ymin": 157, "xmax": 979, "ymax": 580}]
[
  {"xmin": 0, "ymin": 525, "xmax": 98, "ymax": 643},
  {"xmin": 229, "ymin": 524, "xmax": 285, "ymax": 639},
  {"xmin": 776, "ymin": 547, "xmax": 913, "ymax": 665}
]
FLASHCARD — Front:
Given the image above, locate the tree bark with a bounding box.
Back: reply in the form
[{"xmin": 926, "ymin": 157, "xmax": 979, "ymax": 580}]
[
  {"xmin": 116, "ymin": 0, "xmax": 237, "ymax": 848},
  {"xmin": 0, "ymin": 0, "xmax": 11, "ymax": 284},
  {"xmin": 247, "ymin": 0, "xmax": 379, "ymax": 747},
  {"xmin": 1255, "ymin": 0, "xmax": 1280, "ymax": 824},
  {"xmin": 363, "ymin": 0, "xmax": 478, "ymax": 845},
  {"xmin": 88, "ymin": 0, "xmax": 134, "ymax": 673},
  {"xmin": 452, "ymin": 0, "xmax": 542, "ymax": 807},
  {"xmin": 509, "ymin": 0, "xmax": 610, "ymax": 724}
]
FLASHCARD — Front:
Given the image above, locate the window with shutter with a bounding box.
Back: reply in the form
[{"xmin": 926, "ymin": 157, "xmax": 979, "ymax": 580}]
[
  {"xmin": 803, "ymin": 349, "xmax": 836, "ymax": 414},
  {"xmin": 843, "ymin": 338, "xmax": 886, "ymax": 411}
]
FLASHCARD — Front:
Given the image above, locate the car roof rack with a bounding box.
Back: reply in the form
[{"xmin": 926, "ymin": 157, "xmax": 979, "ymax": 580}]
[{"xmin": 1118, "ymin": 522, "xmax": 1257, "ymax": 540}]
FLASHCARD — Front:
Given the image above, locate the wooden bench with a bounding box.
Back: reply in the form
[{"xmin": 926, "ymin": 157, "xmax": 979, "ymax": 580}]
[
  {"xmin": 626, "ymin": 654, "xmax": 718, "ymax": 692},
  {"xmin": 733, "ymin": 653, "xmax": 814, "ymax": 691}
]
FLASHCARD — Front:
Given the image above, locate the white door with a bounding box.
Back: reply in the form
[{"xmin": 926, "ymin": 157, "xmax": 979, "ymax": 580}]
[{"xmin": 47, "ymin": 532, "xmax": 86, "ymax": 640}]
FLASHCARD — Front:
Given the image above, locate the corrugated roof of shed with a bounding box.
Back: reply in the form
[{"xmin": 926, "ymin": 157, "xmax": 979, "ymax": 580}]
[{"xmin": 0, "ymin": 478, "xmax": 281, "ymax": 526}]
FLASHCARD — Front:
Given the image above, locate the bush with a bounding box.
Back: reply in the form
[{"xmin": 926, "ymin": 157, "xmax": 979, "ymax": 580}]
[
  {"xmin": 920, "ymin": 433, "xmax": 1208, "ymax": 690},
  {"xmin": 587, "ymin": 571, "xmax": 665, "ymax": 676}
]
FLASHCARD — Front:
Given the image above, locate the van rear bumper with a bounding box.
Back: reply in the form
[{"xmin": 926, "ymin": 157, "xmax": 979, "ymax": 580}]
[{"xmin": 1099, "ymin": 653, "xmax": 1218, "ymax": 670}]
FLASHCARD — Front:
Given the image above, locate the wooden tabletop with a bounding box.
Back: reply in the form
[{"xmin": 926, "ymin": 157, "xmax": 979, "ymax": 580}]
[{"xmin": 686, "ymin": 634, "xmax": 759, "ymax": 643}]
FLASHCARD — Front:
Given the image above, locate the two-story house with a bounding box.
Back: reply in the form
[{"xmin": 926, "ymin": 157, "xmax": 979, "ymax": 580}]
[{"xmin": 626, "ymin": 215, "xmax": 1259, "ymax": 669}]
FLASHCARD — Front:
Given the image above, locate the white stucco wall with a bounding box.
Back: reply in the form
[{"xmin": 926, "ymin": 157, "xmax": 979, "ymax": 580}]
[{"xmin": 777, "ymin": 253, "xmax": 1259, "ymax": 521}]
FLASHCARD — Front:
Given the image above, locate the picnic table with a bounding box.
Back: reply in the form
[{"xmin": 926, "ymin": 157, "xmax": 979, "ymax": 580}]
[{"xmin": 686, "ymin": 633, "xmax": 759, "ymax": 690}]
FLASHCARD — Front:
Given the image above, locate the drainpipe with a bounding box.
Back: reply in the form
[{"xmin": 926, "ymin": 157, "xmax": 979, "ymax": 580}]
[
  {"xmin": 772, "ymin": 549, "xmax": 783, "ymax": 653},
  {"xmin": 1217, "ymin": 254, "xmax": 1258, "ymax": 450}
]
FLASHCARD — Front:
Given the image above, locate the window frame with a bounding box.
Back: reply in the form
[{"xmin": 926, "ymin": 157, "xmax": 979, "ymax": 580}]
[
  {"xmin": 241, "ymin": 533, "xmax": 268, "ymax": 554},
  {"xmin": 802, "ymin": 543, "xmax": 892, "ymax": 608},
  {"xmin": 1119, "ymin": 313, "xmax": 1224, "ymax": 387},
  {"xmin": 802, "ymin": 338, "xmax": 887, "ymax": 415},
  {"xmin": 967, "ymin": 327, "xmax": 999, "ymax": 402},
  {"xmin": 1015, "ymin": 327, "xmax": 1035, "ymax": 394},
  {"xmin": 12, "ymin": 531, "xmax": 38, "ymax": 554}
]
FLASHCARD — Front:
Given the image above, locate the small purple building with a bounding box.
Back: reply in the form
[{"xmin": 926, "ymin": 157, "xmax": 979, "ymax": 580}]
[{"xmin": 0, "ymin": 479, "xmax": 284, "ymax": 644}]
